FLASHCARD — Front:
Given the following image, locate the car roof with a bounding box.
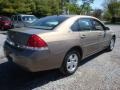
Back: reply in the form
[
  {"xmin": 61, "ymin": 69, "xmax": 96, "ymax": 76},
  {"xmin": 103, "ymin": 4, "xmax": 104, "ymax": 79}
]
[
  {"xmin": 20, "ymin": 14, "xmax": 35, "ymax": 16},
  {"xmin": 52, "ymin": 15, "xmax": 102, "ymax": 32},
  {"xmin": 52, "ymin": 15, "xmax": 97, "ymax": 19},
  {"xmin": 12, "ymin": 14, "xmax": 35, "ymax": 17},
  {"xmin": 60, "ymin": 15, "xmax": 95, "ymax": 18}
]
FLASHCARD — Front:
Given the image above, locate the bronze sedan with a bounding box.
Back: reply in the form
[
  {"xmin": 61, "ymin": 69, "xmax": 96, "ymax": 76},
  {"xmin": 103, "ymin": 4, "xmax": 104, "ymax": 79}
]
[{"xmin": 4, "ymin": 15, "xmax": 116, "ymax": 75}]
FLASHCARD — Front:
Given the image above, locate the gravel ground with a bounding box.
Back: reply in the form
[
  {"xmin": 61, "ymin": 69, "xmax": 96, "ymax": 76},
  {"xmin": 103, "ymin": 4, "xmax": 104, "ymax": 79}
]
[{"xmin": 0, "ymin": 25, "xmax": 120, "ymax": 90}]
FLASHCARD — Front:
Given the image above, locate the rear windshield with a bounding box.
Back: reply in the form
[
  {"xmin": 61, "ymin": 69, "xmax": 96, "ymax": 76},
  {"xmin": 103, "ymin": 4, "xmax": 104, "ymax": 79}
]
[
  {"xmin": 22, "ymin": 16, "xmax": 37, "ymax": 21},
  {"xmin": 29, "ymin": 16, "xmax": 69, "ymax": 30}
]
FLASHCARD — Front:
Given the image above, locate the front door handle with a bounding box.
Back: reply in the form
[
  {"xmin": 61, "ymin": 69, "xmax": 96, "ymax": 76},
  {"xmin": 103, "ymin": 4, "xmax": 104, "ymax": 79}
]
[
  {"xmin": 98, "ymin": 34, "xmax": 102, "ymax": 36},
  {"xmin": 81, "ymin": 34, "xmax": 86, "ymax": 39}
]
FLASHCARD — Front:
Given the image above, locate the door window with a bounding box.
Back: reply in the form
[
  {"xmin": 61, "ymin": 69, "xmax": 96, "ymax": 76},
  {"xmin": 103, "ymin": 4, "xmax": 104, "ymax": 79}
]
[
  {"xmin": 78, "ymin": 18, "xmax": 93, "ymax": 31},
  {"xmin": 92, "ymin": 19, "xmax": 104, "ymax": 30}
]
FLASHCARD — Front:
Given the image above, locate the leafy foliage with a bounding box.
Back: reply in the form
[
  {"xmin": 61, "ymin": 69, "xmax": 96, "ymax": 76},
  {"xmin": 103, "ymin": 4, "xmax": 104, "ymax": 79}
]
[
  {"xmin": 0, "ymin": 0, "xmax": 93, "ymax": 17},
  {"xmin": 103, "ymin": 0, "xmax": 120, "ymax": 22},
  {"xmin": 0, "ymin": 0, "xmax": 62, "ymax": 16}
]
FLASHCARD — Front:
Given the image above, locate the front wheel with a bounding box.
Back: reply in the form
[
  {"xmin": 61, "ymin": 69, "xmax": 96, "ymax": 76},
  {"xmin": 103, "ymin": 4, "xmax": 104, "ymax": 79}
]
[
  {"xmin": 60, "ymin": 50, "xmax": 80, "ymax": 75},
  {"xmin": 107, "ymin": 38, "xmax": 115, "ymax": 51}
]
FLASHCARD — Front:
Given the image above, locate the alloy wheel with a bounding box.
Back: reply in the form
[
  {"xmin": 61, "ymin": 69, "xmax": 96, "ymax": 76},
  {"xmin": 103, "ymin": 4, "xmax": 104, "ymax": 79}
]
[{"xmin": 66, "ymin": 53, "xmax": 79, "ymax": 73}]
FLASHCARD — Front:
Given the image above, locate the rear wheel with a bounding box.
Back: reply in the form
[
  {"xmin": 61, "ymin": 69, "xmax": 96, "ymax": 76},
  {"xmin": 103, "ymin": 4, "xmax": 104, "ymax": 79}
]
[{"xmin": 60, "ymin": 50, "xmax": 80, "ymax": 75}]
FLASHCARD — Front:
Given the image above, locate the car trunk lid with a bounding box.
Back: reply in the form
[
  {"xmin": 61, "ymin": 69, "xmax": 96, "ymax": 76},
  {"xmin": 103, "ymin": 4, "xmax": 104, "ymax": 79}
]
[{"xmin": 7, "ymin": 27, "xmax": 51, "ymax": 46}]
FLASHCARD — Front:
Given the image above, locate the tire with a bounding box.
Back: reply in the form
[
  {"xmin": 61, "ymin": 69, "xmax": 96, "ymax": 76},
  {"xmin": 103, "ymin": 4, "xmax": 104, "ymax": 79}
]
[
  {"xmin": 60, "ymin": 50, "xmax": 81, "ymax": 76},
  {"xmin": 6, "ymin": 55, "xmax": 13, "ymax": 62},
  {"xmin": 107, "ymin": 38, "xmax": 115, "ymax": 51}
]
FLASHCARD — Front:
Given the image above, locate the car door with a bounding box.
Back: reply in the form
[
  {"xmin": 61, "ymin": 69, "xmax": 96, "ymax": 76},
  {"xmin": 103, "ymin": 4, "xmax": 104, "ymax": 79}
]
[
  {"xmin": 77, "ymin": 18, "xmax": 101, "ymax": 58},
  {"xmin": 91, "ymin": 19, "xmax": 110, "ymax": 50}
]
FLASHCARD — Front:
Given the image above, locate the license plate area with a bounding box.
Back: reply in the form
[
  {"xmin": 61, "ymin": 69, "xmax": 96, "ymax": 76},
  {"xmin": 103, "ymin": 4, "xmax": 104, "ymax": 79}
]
[{"xmin": 6, "ymin": 41, "xmax": 24, "ymax": 51}]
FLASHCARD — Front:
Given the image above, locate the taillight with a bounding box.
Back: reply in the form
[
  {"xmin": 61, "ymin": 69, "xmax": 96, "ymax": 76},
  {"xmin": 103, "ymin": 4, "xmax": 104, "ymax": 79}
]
[{"xmin": 27, "ymin": 34, "xmax": 47, "ymax": 48}]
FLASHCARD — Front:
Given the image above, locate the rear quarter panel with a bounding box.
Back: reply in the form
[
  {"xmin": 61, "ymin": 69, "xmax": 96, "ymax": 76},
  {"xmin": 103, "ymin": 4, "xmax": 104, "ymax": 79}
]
[{"xmin": 39, "ymin": 31, "xmax": 81, "ymax": 68}]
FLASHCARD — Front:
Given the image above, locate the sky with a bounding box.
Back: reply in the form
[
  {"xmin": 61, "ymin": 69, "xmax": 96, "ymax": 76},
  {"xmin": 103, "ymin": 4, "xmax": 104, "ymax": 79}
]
[
  {"xmin": 77, "ymin": 0, "xmax": 104, "ymax": 9},
  {"xmin": 91, "ymin": 0, "xmax": 104, "ymax": 9}
]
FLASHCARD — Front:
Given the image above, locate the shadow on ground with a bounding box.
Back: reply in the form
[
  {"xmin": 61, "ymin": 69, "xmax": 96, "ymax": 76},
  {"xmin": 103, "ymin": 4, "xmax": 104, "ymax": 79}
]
[{"xmin": 0, "ymin": 50, "xmax": 106, "ymax": 90}]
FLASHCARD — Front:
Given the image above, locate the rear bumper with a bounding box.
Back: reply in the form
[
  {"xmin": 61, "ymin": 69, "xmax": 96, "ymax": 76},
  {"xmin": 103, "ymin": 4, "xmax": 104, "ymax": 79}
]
[{"xmin": 3, "ymin": 41, "xmax": 59, "ymax": 72}]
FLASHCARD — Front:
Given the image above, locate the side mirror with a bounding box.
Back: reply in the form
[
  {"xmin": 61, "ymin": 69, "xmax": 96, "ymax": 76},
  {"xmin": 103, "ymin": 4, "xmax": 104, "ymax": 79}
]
[{"xmin": 105, "ymin": 27, "xmax": 110, "ymax": 30}]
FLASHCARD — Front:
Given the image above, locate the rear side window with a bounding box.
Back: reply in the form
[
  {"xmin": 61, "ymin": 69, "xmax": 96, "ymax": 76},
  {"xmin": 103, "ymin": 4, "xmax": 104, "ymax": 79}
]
[
  {"xmin": 22, "ymin": 16, "xmax": 36, "ymax": 21},
  {"xmin": 78, "ymin": 18, "xmax": 93, "ymax": 31}
]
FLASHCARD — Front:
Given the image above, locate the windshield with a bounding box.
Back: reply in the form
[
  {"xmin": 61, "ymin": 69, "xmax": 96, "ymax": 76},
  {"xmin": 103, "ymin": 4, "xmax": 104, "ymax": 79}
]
[
  {"xmin": 22, "ymin": 16, "xmax": 37, "ymax": 21},
  {"xmin": 29, "ymin": 16, "xmax": 68, "ymax": 30}
]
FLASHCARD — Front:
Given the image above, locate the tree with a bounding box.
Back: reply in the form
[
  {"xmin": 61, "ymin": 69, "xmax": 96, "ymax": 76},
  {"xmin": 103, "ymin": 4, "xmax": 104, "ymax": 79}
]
[
  {"xmin": 80, "ymin": 3, "xmax": 92, "ymax": 15},
  {"xmin": 0, "ymin": 0, "xmax": 93, "ymax": 17},
  {"xmin": 33, "ymin": 0, "xmax": 61, "ymax": 17},
  {"xmin": 65, "ymin": 3, "xmax": 80, "ymax": 14},
  {"xmin": 92, "ymin": 9, "xmax": 102, "ymax": 18},
  {"xmin": 0, "ymin": 0, "xmax": 33, "ymax": 15},
  {"xmin": 103, "ymin": 0, "xmax": 120, "ymax": 23},
  {"xmin": 80, "ymin": 0, "xmax": 94, "ymax": 15}
]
